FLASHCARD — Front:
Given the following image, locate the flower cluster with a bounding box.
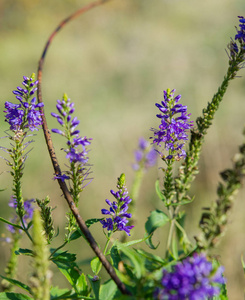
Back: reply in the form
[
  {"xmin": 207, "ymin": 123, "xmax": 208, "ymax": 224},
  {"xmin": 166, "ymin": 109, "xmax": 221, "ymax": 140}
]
[
  {"xmin": 8, "ymin": 197, "xmax": 35, "ymax": 234},
  {"xmin": 154, "ymin": 253, "xmax": 225, "ymax": 300},
  {"xmin": 235, "ymin": 16, "xmax": 245, "ymax": 45},
  {"xmin": 51, "ymin": 95, "xmax": 92, "ymax": 164},
  {"xmin": 150, "ymin": 89, "xmax": 193, "ymax": 160},
  {"xmin": 51, "ymin": 94, "xmax": 92, "ymax": 184},
  {"xmin": 100, "ymin": 174, "xmax": 134, "ymax": 236},
  {"xmin": 132, "ymin": 137, "xmax": 157, "ymax": 171},
  {"xmin": 4, "ymin": 75, "xmax": 44, "ymax": 132}
]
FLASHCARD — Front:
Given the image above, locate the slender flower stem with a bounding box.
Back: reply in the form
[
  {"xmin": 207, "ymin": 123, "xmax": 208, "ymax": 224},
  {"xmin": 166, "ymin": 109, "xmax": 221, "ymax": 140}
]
[
  {"xmin": 36, "ymin": 0, "xmax": 130, "ymax": 295},
  {"xmin": 130, "ymin": 169, "xmax": 144, "ymax": 202},
  {"xmin": 49, "ymin": 241, "xmax": 68, "ymax": 259},
  {"xmin": 166, "ymin": 206, "xmax": 180, "ymax": 258}
]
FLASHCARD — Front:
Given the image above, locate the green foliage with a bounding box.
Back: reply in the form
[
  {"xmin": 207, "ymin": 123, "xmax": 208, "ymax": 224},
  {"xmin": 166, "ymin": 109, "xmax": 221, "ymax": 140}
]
[
  {"xmin": 0, "ymin": 293, "xmax": 33, "ymax": 300},
  {"xmin": 145, "ymin": 209, "xmax": 169, "ymax": 249}
]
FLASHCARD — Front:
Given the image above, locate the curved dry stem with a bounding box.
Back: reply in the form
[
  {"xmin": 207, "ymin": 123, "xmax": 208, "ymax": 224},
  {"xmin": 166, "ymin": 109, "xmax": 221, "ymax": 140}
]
[{"xmin": 36, "ymin": 0, "xmax": 131, "ymax": 295}]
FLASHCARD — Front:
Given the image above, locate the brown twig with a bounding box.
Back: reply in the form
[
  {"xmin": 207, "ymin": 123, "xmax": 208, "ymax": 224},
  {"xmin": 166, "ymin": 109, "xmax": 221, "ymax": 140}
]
[{"xmin": 37, "ymin": 0, "xmax": 131, "ymax": 295}]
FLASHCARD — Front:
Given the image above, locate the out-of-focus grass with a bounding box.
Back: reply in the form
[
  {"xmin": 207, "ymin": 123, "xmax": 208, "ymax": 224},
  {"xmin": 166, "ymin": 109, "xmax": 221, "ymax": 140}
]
[{"xmin": 1, "ymin": 0, "xmax": 245, "ymax": 297}]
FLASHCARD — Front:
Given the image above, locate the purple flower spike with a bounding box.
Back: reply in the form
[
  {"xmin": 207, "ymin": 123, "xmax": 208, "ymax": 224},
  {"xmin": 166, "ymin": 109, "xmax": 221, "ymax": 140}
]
[
  {"xmin": 7, "ymin": 197, "xmax": 35, "ymax": 234},
  {"xmin": 51, "ymin": 95, "xmax": 92, "ymax": 165},
  {"xmin": 154, "ymin": 253, "xmax": 225, "ymax": 300},
  {"xmin": 132, "ymin": 137, "xmax": 157, "ymax": 171},
  {"xmin": 4, "ymin": 74, "xmax": 43, "ymax": 132},
  {"xmin": 235, "ymin": 16, "xmax": 245, "ymax": 44},
  {"xmin": 150, "ymin": 89, "xmax": 193, "ymax": 160},
  {"xmin": 100, "ymin": 174, "xmax": 134, "ymax": 236}
]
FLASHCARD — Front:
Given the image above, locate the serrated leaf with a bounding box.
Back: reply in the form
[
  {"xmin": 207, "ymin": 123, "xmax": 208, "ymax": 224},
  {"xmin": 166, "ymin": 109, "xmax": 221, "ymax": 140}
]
[
  {"xmin": 87, "ymin": 274, "xmax": 100, "ymax": 300},
  {"xmin": 51, "ymin": 251, "xmax": 80, "ymax": 287},
  {"xmin": 91, "ymin": 257, "xmax": 102, "ymax": 275},
  {"xmin": 0, "ymin": 276, "xmax": 32, "ymax": 293},
  {"xmin": 0, "ymin": 292, "xmax": 33, "ymax": 300},
  {"xmin": 99, "ymin": 279, "xmax": 118, "ymax": 300},
  {"xmin": 15, "ymin": 248, "xmax": 34, "ymax": 256},
  {"xmin": 145, "ymin": 210, "xmax": 169, "ymax": 249}
]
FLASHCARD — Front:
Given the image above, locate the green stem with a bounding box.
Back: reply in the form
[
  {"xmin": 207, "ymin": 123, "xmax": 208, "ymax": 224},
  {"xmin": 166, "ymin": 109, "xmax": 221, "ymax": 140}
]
[
  {"xmin": 103, "ymin": 237, "xmax": 111, "ymax": 255},
  {"xmin": 165, "ymin": 206, "xmax": 180, "ymax": 258},
  {"xmin": 130, "ymin": 169, "xmax": 144, "ymax": 202},
  {"xmin": 49, "ymin": 241, "xmax": 68, "ymax": 259}
]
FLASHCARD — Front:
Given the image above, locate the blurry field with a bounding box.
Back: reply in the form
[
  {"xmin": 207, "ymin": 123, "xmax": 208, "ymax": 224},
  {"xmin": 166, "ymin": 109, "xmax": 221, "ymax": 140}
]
[{"xmin": 1, "ymin": 0, "xmax": 245, "ymax": 298}]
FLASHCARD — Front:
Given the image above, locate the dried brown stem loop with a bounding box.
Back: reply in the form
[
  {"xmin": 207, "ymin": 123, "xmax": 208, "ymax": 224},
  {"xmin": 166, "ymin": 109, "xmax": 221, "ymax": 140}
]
[{"xmin": 37, "ymin": 0, "xmax": 131, "ymax": 295}]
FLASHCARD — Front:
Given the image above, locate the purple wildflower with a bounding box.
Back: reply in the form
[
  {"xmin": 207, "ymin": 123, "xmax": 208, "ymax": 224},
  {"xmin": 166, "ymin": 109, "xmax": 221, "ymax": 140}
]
[
  {"xmin": 132, "ymin": 137, "xmax": 157, "ymax": 171},
  {"xmin": 51, "ymin": 94, "xmax": 93, "ymax": 190},
  {"xmin": 154, "ymin": 253, "xmax": 225, "ymax": 300},
  {"xmin": 100, "ymin": 174, "xmax": 134, "ymax": 236},
  {"xmin": 235, "ymin": 16, "xmax": 245, "ymax": 44},
  {"xmin": 51, "ymin": 95, "xmax": 92, "ymax": 165},
  {"xmin": 53, "ymin": 173, "xmax": 70, "ymax": 182},
  {"xmin": 150, "ymin": 89, "xmax": 193, "ymax": 160},
  {"xmin": 4, "ymin": 75, "xmax": 44, "ymax": 132},
  {"xmin": 7, "ymin": 197, "xmax": 35, "ymax": 233}
]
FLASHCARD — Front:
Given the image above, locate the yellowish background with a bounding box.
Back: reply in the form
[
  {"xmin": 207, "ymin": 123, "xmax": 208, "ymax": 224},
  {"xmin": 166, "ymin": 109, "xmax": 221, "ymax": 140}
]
[{"xmin": 0, "ymin": 0, "xmax": 245, "ymax": 298}]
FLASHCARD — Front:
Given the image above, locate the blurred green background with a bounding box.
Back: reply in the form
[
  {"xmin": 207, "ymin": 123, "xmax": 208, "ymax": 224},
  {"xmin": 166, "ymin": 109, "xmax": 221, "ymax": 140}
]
[{"xmin": 1, "ymin": 0, "xmax": 245, "ymax": 298}]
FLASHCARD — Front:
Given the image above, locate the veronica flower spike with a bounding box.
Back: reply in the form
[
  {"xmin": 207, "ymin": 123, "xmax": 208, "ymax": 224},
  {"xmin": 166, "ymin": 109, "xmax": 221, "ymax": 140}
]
[
  {"xmin": 150, "ymin": 89, "xmax": 193, "ymax": 161},
  {"xmin": 132, "ymin": 137, "xmax": 157, "ymax": 171},
  {"xmin": 100, "ymin": 174, "xmax": 134, "ymax": 236},
  {"xmin": 51, "ymin": 94, "xmax": 92, "ymax": 190},
  {"xmin": 4, "ymin": 74, "xmax": 44, "ymax": 132}
]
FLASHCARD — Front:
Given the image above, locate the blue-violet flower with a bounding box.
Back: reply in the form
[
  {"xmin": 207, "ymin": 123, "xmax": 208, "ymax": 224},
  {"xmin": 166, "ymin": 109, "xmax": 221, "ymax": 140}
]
[
  {"xmin": 100, "ymin": 174, "xmax": 134, "ymax": 236},
  {"xmin": 150, "ymin": 89, "xmax": 193, "ymax": 160},
  {"xmin": 132, "ymin": 137, "xmax": 157, "ymax": 171},
  {"xmin": 4, "ymin": 75, "xmax": 44, "ymax": 132},
  {"xmin": 235, "ymin": 16, "xmax": 245, "ymax": 45},
  {"xmin": 51, "ymin": 95, "xmax": 92, "ymax": 166},
  {"xmin": 7, "ymin": 197, "xmax": 35, "ymax": 233},
  {"xmin": 154, "ymin": 253, "xmax": 225, "ymax": 300}
]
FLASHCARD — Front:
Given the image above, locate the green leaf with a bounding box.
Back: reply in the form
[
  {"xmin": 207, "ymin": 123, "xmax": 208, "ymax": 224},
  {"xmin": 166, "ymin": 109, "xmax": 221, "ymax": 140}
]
[
  {"xmin": 0, "ymin": 276, "xmax": 32, "ymax": 294},
  {"xmin": 112, "ymin": 236, "xmax": 150, "ymax": 253},
  {"xmin": 110, "ymin": 246, "xmax": 121, "ymax": 269},
  {"xmin": 135, "ymin": 249, "xmax": 166, "ymax": 266},
  {"xmin": 50, "ymin": 286, "xmax": 94, "ymax": 300},
  {"xmin": 51, "ymin": 251, "xmax": 80, "ymax": 287},
  {"xmin": 87, "ymin": 274, "xmax": 100, "ymax": 300},
  {"xmin": 69, "ymin": 218, "xmax": 103, "ymax": 242},
  {"xmin": 99, "ymin": 279, "xmax": 118, "ymax": 300},
  {"xmin": 112, "ymin": 242, "xmax": 145, "ymax": 279},
  {"xmin": 145, "ymin": 209, "xmax": 169, "ymax": 249},
  {"xmin": 50, "ymin": 286, "xmax": 71, "ymax": 300},
  {"xmin": 0, "ymin": 217, "xmax": 23, "ymax": 230},
  {"xmin": 0, "ymin": 292, "xmax": 33, "ymax": 300},
  {"xmin": 90, "ymin": 257, "xmax": 102, "ymax": 275},
  {"xmin": 155, "ymin": 180, "xmax": 165, "ymax": 201},
  {"xmin": 15, "ymin": 248, "xmax": 34, "ymax": 256},
  {"xmin": 75, "ymin": 273, "xmax": 89, "ymax": 295}
]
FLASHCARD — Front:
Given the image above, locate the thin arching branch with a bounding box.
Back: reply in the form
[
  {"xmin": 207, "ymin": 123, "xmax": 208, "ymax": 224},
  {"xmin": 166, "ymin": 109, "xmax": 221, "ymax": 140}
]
[{"xmin": 36, "ymin": 0, "xmax": 131, "ymax": 295}]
